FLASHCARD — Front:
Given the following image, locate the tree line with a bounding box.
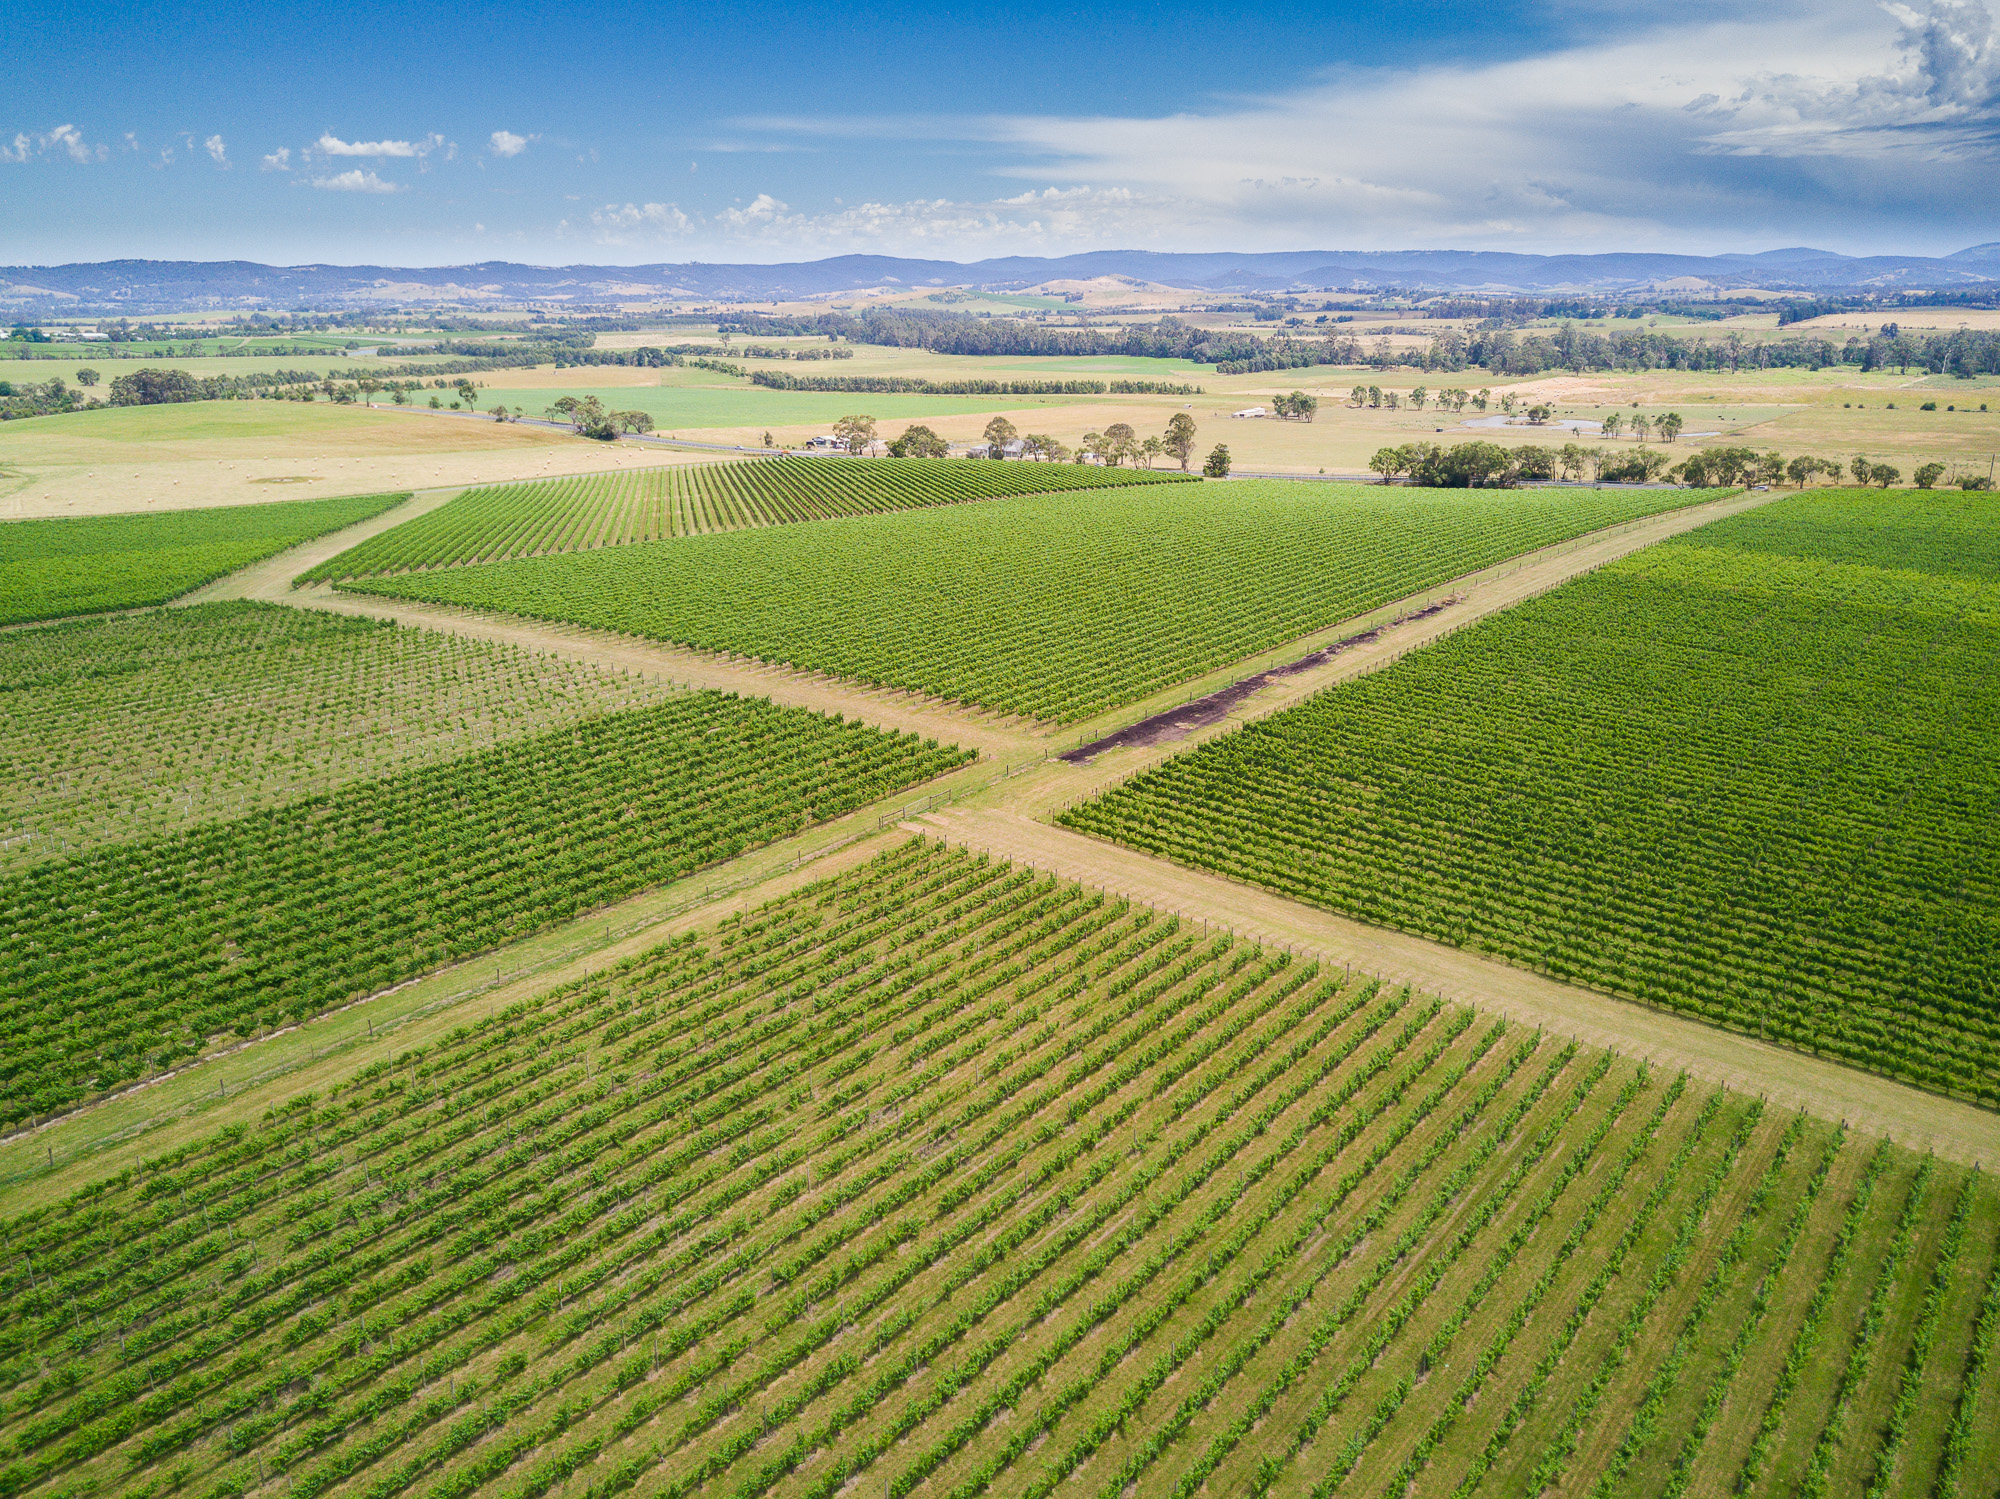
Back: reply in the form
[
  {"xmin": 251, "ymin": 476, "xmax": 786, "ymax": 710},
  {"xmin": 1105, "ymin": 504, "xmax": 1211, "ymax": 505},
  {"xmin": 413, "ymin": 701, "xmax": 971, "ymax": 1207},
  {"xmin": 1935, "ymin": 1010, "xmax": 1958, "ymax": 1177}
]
[
  {"xmin": 749, "ymin": 373, "xmax": 1203, "ymax": 396},
  {"xmin": 822, "ymin": 412, "xmax": 1207, "ymax": 471},
  {"xmin": 1368, "ymin": 439, "xmax": 1987, "ymax": 490}
]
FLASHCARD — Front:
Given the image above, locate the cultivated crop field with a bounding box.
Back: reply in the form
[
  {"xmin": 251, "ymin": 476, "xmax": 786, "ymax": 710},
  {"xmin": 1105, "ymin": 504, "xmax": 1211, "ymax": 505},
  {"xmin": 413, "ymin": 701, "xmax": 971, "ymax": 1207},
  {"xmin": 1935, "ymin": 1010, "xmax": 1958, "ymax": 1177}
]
[
  {"xmin": 3, "ymin": 842, "xmax": 1995, "ymax": 1499},
  {"xmin": 342, "ymin": 481, "xmax": 1728, "ymax": 722},
  {"xmin": 300, "ymin": 457, "xmax": 1192, "ymax": 581},
  {"xmin": 0, "ymin": 602, "xmax": 676, "ymax": 872},
  {"xmin": 1064, "ymin": 490, "xmax": 2000, "ymax": 1101},
  {"xmin": 0, "ymin": 492, "xmax": 407, "ymax": 625},
  {"xmin": 0, "ymin": 696, "xmax": 970, "ymax": 1125}
]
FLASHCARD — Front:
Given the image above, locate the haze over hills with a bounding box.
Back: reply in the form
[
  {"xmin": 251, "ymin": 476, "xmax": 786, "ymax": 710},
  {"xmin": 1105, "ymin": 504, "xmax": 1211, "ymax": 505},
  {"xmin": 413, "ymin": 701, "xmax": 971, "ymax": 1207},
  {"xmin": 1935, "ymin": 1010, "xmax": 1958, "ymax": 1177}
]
[{"xmin": 6, "ymin": 244, "xmax": 2000, "ymax": 312}]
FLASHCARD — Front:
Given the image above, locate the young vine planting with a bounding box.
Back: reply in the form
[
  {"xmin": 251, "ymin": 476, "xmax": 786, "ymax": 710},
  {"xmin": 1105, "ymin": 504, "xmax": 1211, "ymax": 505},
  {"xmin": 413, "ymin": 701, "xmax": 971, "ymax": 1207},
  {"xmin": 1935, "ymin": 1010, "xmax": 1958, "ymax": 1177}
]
[{"xmin": 0, "ymin": 602, "xmax": 675, "ymax": 873}]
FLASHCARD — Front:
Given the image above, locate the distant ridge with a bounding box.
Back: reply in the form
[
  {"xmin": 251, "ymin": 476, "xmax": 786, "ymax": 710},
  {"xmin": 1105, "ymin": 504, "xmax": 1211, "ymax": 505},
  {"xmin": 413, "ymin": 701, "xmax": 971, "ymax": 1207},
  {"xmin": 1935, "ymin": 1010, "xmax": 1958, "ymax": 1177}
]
[{"xmin": 3, "ymin": 245, "xmax": 1995, "ymax": 311}]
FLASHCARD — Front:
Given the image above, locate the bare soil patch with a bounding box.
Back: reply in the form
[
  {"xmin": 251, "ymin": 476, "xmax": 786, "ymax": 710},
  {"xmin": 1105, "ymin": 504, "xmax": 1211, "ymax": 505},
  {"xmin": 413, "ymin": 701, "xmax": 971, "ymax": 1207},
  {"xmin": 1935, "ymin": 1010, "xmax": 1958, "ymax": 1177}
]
[{"xmin": 1061, "ymin": 597, "xmax": 1458, "ymax": 762}]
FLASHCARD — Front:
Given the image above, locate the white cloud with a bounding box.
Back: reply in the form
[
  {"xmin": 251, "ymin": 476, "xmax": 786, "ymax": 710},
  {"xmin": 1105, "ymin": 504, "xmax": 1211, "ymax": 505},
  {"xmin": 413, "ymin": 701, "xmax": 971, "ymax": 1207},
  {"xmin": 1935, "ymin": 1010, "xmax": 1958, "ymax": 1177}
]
[
  {"xmin": 722, "ymin": 0, "xmax": 2000, "ymax": 253},
  {"xmin": 205, "ymin": 134, "xmax": 229, "ymax": 168},
  {"xmin": 261, "ymin": 146, "xmax": 291, "ymax": 171},
  {"xmin": 312, "ymin": 168, "xmax": 405, "ymax": 194},
  {"xmin": 315, "ymin": 131, "xmax": 449, "ymax": 159},
  {"xmin": 2, "ymin": 124, "xmax": 109, "ymax": 164},
  {"xmin": 587, "ymin": 201, "xmax": 695, "ymax": 242},
  {"xmin": 45, "ymin": 124, "xmax": 102, "ymax": 163},
  {"xmin": 489, "ymin": 130, "xmax": 534, "ymax": 158}
]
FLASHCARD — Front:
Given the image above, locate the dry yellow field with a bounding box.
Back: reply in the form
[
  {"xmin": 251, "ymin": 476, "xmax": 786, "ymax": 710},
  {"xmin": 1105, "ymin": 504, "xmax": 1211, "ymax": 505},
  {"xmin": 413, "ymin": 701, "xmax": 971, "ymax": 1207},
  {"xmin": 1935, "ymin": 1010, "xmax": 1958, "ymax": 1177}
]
[{"xmin": 0, "ymin": 400, "xmax": 733, "ymax": 519}]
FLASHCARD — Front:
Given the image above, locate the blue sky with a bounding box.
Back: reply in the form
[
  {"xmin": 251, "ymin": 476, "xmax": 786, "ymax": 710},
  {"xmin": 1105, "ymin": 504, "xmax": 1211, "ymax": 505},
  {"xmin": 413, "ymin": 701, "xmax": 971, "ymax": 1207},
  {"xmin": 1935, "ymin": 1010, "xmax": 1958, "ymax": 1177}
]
[{"xmin": 3, "ymin": 0, "xmax": 1997, "ymax": 265}]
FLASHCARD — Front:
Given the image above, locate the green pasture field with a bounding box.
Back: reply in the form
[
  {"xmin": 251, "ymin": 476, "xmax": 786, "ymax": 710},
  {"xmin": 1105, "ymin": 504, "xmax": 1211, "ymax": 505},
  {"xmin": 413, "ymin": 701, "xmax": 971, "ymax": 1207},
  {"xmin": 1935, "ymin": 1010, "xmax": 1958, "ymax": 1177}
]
[
  {"xmin": 0, "ymin": 490, "xmax": 407, "ymax": 626},
  {"xmin": 344, "ymin": 480, "xmax": 1728, "ymax": 724},
  {"xmin": 0, "ymin": 601, "xmax": 675, "ymax": 873},
  {"xmin": 3, "ymin": 839, "xmax": 1994, "ymax": 1499},
  {"xmin": 483, "ymin": 383, "xmax": 1095, "ymax": 431},
  {"xmin": 0, "ymin": 694, "xmax": 969, "ymax": 1124},
  {"xmin": 300, "ymin": 456, "xmax": 1193, "ymax": 579},
  {"xmin": 1064, "ymin": 489, "xmax": 2000, "ymax": 1102}
]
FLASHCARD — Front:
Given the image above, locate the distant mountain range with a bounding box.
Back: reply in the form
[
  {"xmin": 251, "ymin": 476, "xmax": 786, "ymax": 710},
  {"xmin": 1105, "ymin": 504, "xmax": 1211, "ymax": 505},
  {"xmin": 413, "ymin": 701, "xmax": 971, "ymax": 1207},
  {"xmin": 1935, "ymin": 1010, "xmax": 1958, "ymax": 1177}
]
[{"xmin": 5, "ymin": 245, "xmax": 1999, "ymax": 311}]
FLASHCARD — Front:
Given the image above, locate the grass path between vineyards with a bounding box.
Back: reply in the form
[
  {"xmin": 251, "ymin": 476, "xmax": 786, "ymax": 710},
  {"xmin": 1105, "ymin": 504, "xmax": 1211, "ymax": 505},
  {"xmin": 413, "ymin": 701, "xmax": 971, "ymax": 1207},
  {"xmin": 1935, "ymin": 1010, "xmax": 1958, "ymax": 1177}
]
[{"xmin": 13, "ymin": 481, "xmax": 1996, "ymax": 1207}]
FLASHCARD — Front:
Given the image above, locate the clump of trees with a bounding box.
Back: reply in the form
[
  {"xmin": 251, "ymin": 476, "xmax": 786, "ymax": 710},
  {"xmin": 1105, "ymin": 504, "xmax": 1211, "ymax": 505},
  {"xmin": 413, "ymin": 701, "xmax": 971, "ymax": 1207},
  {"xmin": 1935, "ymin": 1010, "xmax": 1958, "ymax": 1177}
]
[{"xmin": 887, "ymin": 424, "xmax": 948, "ymax": 458}]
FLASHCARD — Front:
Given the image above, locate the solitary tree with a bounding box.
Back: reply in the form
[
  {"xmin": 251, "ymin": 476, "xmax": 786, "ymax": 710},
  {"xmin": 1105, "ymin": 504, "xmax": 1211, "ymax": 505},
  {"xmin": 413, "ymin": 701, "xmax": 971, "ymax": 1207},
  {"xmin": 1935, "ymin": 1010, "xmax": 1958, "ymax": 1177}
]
[
  {"xmin": 1657, "ymin": 412, "xmax": 1684, "ymax": 443},
  {"xmin": 833, "ymin": 414, "xmax": 877, "ymax": 454},
  {"xmin": 1163, "ymin": 412, "xmax": 1198, "ymax": 470},
  {"xmin": 1914, "ymin": 461, "xmax": 1946, "ymax": 489},
  {"xmin": 1870, "ymin": 462, "xmax": 1901, "ymax": 488},
  {"xmin": 1632, "ymin": 414, "xmax": 1653, "ymax": 444},
  {"xmin": 75, "ymin": 367, "xmax": 99, "ymax": 387},
  {"xmin": 1203, "ymin": 443, "xmax": 1232, "ymax": 478},
  {"xmin": 762, "ymin": 430, "xmax": 774, "ymax": 448},
  {"xmin": 1474, "ymin": 388, "xmax": 1491, "ymax": 411},
  {"xmin": 982, "ymin": 415, "xmax": 1019, "ymax": 455},
  {"xmin": 1599, "ymin": 411, "xmax": 1622, "ymax": 440},
  {"xmin": 1851, "ymin": 453, "xmax": 1873, "ymax": 486},
  {"xmin": 1410, "ymin": 386, "xmax": 1429, "ymax": 411},
  {"xmin": 1349, "ymin": 386, "xmax": 1369, "ymax": 407},
  {"xmin": 1102, "ymin": 422, "xmax": 1137, "ymax": 465},
  {"xmin": 1139, "ymin": 435, "xmax": 1164, "ymax": 468}
]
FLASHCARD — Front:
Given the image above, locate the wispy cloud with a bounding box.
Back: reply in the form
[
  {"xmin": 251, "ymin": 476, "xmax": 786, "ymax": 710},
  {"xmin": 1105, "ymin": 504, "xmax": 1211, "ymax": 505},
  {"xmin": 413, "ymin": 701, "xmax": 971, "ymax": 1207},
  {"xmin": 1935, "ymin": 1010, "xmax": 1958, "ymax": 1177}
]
[
  {"xmin": 585, "ymin": 201, "xmax": 694, "ymax": 242},
  {"xmin": 311, "ymin": 168, "xmax": 405, "ymax": 194},
  {"xmin": 205, "ymin": 134, "xmax": 229, "ymax": 168},
  {"xmin": 0, "ymin": 124, "xmax": 108, "ymax": 165},
  {"xmin": 488, "ymin": 130, "xmax": 535, "ymax": 158},
  {"xmin": 261, "ymin": 146, "xmax": 291, "ymax": 172}
]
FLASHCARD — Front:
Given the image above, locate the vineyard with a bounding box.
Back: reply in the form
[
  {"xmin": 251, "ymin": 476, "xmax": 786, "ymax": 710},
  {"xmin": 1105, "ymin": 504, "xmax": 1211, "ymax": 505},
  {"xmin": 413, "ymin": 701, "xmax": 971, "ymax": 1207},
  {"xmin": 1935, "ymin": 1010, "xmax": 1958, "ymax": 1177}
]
[
  {"xmin": 0, "ymin": 602, "xmax": 675, "ymax": 873},
  {"xmin": 299, "ymin": 458, "xmax": 1194, "ymax": 581},
  {"xmin": 0, "ymin": 493, "xmax": 408, "ymax": 627},
  {"xmin": 343, "ymin": 481, "xmax": 1727, "ymax": 723},
  {"xmin": 3, "ymin": 840, "xmax": 1995, "ymax": 1499},
  {"xmin": 0, "ymin": 698, "xmax": 969, "ymax": 1126},
  {"xmin": 1063, "ymin": 489, "xmax": 2000, "ymax": 1101}
]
